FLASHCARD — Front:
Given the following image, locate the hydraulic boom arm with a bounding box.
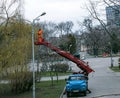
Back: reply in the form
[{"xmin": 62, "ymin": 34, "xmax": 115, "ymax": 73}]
[{"xmin": 35, "ymin": 41, "xmax": 94, "ymax": 74}]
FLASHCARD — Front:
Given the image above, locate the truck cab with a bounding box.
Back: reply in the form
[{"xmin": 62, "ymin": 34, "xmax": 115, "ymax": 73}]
[{"xmin": 65, "ymin": 74, "xmax": 87, "ymax": 97}]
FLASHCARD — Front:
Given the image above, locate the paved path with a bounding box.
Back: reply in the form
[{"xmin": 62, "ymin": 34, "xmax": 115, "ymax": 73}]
[
  {"xmin": 62, "ymin": 57, "xmax": 120, "ymax": 98},
  {"xmin": 40, "ymin": 75, "xmax": 69, "ymax": 81}
]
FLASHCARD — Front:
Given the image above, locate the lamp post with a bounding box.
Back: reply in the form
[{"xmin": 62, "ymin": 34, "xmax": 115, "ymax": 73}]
[
  {"xmin": 32, "ymin": 12, "xmax": 46, "ymax": 98},
  {"xmin": 110, "ymin": 45, "xmax": 113, "ymax": 68},
  {"xmin": 69, "ymin": 44, "xmax": 72, "ymax": 71},
  {"xmin": 109, "ymin": 42, "xmax": 113, "ymax": 68}
]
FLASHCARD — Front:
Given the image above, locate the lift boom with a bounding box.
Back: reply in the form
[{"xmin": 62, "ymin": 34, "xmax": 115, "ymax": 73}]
[{"xmin": 35, "ymin": 40, "xmax": 94, "ymax": 74}]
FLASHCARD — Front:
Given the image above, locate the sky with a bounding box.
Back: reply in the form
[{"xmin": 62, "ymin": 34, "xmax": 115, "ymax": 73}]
[
  {"xmin": 24, "ymin": 0, "xmax": 106, "ymax": 31},
  {"xmin": 24, "ymin": 0, "xmax": 90, "ymax": 23}
]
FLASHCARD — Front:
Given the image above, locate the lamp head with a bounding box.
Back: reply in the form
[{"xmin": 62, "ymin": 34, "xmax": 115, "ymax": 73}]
[{"xmin": 40, "ymin": 12, "xmax": 46, "ymax": 16}]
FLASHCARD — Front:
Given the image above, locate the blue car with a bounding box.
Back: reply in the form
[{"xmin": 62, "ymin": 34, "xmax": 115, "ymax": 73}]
[{"xmin": 65, "ymin": 74, "xmax": 87, "ymax": 97}]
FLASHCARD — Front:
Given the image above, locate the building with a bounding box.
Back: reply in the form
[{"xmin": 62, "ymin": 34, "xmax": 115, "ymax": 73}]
[{"xmin": 106, "ymin": 5, "xmax": 120, "ymax": 27}]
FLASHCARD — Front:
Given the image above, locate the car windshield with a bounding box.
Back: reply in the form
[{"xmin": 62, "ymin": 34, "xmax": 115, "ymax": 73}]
[{"xmin": 69, "ymin": 76, "xmax": 85, "ymax": 80}]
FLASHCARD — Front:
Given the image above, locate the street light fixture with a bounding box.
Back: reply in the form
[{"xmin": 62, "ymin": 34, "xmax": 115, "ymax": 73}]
[{"xmin": 32, "ymin": 12, "xmax": 46, "ymax": 98}]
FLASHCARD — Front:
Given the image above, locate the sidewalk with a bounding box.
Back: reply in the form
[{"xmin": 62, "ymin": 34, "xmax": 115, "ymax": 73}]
[
  {"xmin": 0, "ymin": 80, "xmax": 9, "ymax": 84},
  {"xmin": 0, "ymin": 75, "xmax": 69, "ymax": 84},
  {"xmin": 39, "ymin": 75, "xmax": 69, "ymax": 81}
]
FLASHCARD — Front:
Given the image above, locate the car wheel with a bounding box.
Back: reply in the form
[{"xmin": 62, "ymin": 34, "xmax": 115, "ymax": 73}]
[
  {"xmin": 83, "ymin": 91, "xmax": 86, "ymax": 96},
  {"xmin": 67, "ymin": 92, "xmax": 71, "ymax": 97}
]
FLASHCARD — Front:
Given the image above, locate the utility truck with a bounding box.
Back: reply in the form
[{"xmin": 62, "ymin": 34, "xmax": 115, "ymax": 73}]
[
  {"xmin": 65, "ymin": 74, "xmax": 88, "ymax": 97},
  {"xmin": 34, "ymin": 30, "xmax": 94, "ymax": 97}
]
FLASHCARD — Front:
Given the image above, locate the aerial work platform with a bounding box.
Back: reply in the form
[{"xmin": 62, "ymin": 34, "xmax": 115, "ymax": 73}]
[{"xmin": 35, "ymin": 40, "xmax": 94, "ymax": 74}]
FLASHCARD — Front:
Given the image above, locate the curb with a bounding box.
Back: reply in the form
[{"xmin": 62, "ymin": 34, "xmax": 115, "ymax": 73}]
[{"xmin": 60, "ymin": 87, "xmax": 66, "ymax": 98}]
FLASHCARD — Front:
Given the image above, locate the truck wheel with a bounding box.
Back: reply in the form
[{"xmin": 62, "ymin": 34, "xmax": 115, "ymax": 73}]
[
  {"xmin": 83, "ymin": 91, "xmax": 86, "ymax": 96},
  {"xmin": 67, "ymin": 92, "xmax": 71, "ymax": 97}
]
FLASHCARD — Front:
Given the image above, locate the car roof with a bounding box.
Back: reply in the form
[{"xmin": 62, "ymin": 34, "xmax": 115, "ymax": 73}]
[{"xmin": 69, "ymin": 74, "xmax": 84, "ymax": 77}]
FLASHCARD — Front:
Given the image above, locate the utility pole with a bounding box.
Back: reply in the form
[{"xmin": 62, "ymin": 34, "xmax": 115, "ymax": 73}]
[{"xmin": 32, "ymin": 12, "xmax": 46, "ymax": 98}]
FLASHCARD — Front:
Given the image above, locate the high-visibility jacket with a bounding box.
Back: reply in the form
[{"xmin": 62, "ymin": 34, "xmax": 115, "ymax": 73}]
[
  {"xmin": 38, "ymin": 29, "xmax": 43, "ymax": 42},
  {"xmin": 38, "ymin": 29, "xmax": 43, "ymax": 38}
]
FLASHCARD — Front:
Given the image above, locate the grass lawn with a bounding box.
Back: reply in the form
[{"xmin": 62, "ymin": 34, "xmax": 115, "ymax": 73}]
[
  {"xmin": 0, "ymin": 80, "xmax": 66, "ymax": 98},
  {"xmin": 110, "ymin": 66, "xmax": 120, "ymax": 72}
]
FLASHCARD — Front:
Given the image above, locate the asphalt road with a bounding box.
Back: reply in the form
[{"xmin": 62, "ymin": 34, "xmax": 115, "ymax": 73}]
[{"xmin": 62, "ymin": 57, "xmax": 120, "ymax": 98}]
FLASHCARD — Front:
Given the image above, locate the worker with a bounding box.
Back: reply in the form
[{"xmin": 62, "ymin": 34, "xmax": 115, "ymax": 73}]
[{"xmin": 38, "ymin": 29, "xmax": 43, "ymax": 42}]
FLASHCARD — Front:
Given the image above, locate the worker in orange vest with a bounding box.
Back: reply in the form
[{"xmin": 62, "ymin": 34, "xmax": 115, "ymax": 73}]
[{"xmin": 38, "ymin": 29, "xmax": 43, "ymax": 42}]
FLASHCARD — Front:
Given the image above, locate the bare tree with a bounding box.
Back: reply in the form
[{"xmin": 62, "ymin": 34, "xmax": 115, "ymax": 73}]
[
  {"xmin": 77, "ymin": 17, "xmax": 110, "ymax": 56},
  {"xmin": 85, "ymin": 0, "xmax": 113, "ymax": 38},
  {"xmin": 103, "ymin": 0, "xmax": 120, "ymax": 6},
  {"xmin": 0, "ymin": 0, "xmax": 21, "ymax": 28},
  {"xmin": 57, "ymin": 22, "xmax": 66, "ymax": 35},
  {"xmin": 64, "ymin": 21, "xmax": 74, "ymax": 34},
  {"xmin": 85, "ymin": 0, "xmax": 120, "ymax": 53},
  {"xmin": 85, "ymin": 26, "xmax": 110, "ymax": 56}
]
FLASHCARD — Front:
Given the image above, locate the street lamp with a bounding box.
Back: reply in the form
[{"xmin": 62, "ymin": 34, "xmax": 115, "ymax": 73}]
[
  {"xmin": 32, "ymin": 12, "xmax": 46, "ymax": 98},
  {"xmin": 108, "ymin": 42, "xmax": 113, "ymax": 68}
]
